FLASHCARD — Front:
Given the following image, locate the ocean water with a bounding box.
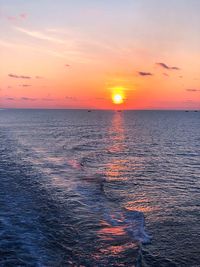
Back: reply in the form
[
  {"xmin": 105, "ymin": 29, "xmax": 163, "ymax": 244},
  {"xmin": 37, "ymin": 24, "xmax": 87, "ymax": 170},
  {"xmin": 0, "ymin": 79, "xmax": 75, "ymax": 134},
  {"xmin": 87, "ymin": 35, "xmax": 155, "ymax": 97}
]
[{"xmin": 0, "ymin": 109, "xmax": 199, "ymax": 267}]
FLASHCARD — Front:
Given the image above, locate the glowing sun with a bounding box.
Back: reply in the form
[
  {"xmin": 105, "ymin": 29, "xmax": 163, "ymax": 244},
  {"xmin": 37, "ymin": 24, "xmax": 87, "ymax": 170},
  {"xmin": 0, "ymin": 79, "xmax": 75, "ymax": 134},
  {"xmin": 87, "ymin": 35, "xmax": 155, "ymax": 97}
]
[{"xmin": 112, "ymin": 93, "xmax": 124, "ymax": 104}]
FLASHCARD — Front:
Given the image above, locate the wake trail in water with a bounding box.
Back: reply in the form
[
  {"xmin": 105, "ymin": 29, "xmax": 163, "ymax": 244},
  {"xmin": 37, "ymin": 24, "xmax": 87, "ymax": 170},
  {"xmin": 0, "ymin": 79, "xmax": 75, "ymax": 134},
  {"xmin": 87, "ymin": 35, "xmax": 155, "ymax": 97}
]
[{"xmin": 0, "ymin": 129, "xmax": 151, "ymax": 266}]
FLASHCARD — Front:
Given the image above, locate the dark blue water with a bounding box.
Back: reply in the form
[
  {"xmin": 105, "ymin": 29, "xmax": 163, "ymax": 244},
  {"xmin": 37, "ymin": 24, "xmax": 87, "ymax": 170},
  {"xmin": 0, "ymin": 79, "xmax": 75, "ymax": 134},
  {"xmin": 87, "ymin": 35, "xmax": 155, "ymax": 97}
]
[{"xmin": 0, "ymin": 109, "xmax": 199, "ymax": 266}]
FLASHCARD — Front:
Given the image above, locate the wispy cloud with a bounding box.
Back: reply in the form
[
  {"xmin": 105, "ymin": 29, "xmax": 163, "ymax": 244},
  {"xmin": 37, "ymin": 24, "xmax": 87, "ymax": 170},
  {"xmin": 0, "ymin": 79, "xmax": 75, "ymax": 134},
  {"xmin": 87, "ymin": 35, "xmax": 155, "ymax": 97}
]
[
  {"xmin": 0, "ymin": 40, "xmax": 17, "ymax": 48},
  {"xmin": 3, "ymin": 96, "xmax": 38, "ymax": 101},
  {"xmin": 0, "ymin": 39, "xmax": 73, "ymax": 61},
  {"xmin": 0, "ymin": 39, "xmax": 39, "ymax": 52},
  {"xmin": 6, "ymin": 16, "xmax": 18, "ymax": 22},
  {"xmin": 19, "ymin": 84, "xmax": 31, "ymax": 87},
  {"xmin": 163, "ymin": 73, "xmax": 169, "ymax": 77},
  {"xmin": 138, "ymin": 71, "xmax": 153, "ymax": 76},
  {"xmin": 15, "ymin": 27, "xmax": 67, "ymax": 44},
  {"xmin": 1, "ymin": 12, "xmax": 28, "ymax": 22},
  {"xmin": 8, "ymin": 73, "xmax": 31, "ymax": 79},
  {"xmin": 21, "ymin": 97, "xmax": 37, "ymax": 101},
  {"xmin": 65, "ymin": 96, "xmax": 77, "ymax": 101},
  {"xmin": 186, "ymin": 88, "xmax": 200, "ymax": 92},
  {"xmin": 6, "ymin": 97, "xmax": 15, "ymax": 101},
  {"xmin": 156, "ymin": 62, "xmax": 180, "ymax": 70},
  {"xmin": 19, "ymin": 13, "xmax": 27, "ymax": 19}
]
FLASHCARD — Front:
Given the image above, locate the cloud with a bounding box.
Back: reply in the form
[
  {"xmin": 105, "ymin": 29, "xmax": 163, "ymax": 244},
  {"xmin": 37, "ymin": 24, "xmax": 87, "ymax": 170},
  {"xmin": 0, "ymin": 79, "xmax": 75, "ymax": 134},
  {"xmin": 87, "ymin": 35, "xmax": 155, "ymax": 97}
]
[
  {"xmin": 163, "ymin": 73, "xmax": 169, "ymax": 77},
  {"xmin": 65, "ymin": 64, "xmax": 70, "ymax": 67},
  {"xmin": 19, "ymin": 13, "xmax": 27, "ymax": 19},
  {"xmin": 6, "ymin": 97, "xmax": 15, "ymax": 101},
  {"xmin": 186, "ymin": 89, "xmax": 200, "ymax": 92},
  {"xmin": 4, "ymin": 97, "xmax": 38, "ymax": 101},
  {"xmin": 138, "ymin": 71, "xmax": 153, "ymax": 76},
  {"xmin": 19, "ymin": 84, "xmax": 31, "ymax": 87},
  {"xmin": 156, "ymin": 62, "xmax": 180, "ymax": 70},
  {"xmin": 21, "ymin": 97, "xmax": 36, "ymax": 101},
  {"xmin": 41, "ymin": 98, "xmax": 54, "ymax": 101},
  {"xmin": 5, "ymin": 13, "xmax": 27, "ymax": 22},
  {"xmin": 15, "ymin": 27, "xmax": 66, "ymax": 44},
  {"xmin": 6, "ymin": 16, "xmax": 17, "ymax": 21},
  {"xmin": 8, "ymin": 74, "xmax": 31, "ymax": 79},
  {"xmin": 35, "ymin": 76, "xmax": 43, "ymax": 79},
  {"xmin": 65, "ymin": 96, "xmax": 77, "ymax": 101}
]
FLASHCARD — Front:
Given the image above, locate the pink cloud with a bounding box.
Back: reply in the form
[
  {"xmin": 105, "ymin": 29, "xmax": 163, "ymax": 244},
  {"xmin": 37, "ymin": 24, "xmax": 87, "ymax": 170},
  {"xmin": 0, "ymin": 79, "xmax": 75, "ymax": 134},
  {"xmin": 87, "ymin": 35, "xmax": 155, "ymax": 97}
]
[
  {"xmin": 4, "ymin": 13, "xmax": 28, "ymax": 22},
  {"xmin": 6, "ymin": 16, "xmax": 17, "ymax": 21},
  {"xmin": 19, "ymin": 13, "xmax": 27, "ymax": 19}
]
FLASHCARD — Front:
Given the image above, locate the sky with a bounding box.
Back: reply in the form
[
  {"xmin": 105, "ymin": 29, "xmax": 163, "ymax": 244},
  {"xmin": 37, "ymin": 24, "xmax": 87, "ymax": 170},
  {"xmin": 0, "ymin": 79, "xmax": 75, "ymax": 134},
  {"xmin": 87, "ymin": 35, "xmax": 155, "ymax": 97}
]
[{"xmin": 0, "ymin": 0, "xmax": 200, "ymax": 109}]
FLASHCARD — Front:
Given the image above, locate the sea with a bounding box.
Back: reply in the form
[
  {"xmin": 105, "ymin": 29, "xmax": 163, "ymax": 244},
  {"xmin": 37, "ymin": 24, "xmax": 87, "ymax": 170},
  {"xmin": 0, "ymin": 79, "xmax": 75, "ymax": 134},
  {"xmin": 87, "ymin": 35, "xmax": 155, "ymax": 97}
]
[{"xmin": 0, "ymin": 109, "xmax": 199, "ymax": 267}]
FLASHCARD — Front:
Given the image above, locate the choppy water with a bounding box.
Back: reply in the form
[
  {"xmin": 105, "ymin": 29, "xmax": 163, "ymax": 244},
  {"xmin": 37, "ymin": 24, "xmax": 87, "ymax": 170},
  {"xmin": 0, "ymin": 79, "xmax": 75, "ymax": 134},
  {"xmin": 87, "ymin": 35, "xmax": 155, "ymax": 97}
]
[{"xmin": 0, "ymin": 109, "xmax": 199, "ymax": 267}]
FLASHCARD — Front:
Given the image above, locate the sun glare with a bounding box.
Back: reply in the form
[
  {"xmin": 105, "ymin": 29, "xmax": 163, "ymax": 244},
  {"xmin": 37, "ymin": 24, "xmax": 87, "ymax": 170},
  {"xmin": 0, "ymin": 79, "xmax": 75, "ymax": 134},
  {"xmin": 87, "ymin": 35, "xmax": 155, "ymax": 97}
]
[
  {"xmin": 111, "ymin": 87, "xmax": 125, "ymax": 105},
  {"xmin": 112, "ymin": 94, "xmax": 123, "ymax": 104}
]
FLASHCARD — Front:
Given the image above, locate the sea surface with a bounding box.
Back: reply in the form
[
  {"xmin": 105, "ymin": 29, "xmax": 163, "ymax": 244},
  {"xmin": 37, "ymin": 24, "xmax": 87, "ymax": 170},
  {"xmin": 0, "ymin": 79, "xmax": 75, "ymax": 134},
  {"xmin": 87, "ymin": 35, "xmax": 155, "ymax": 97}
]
[{"xmin": 0, "ymin": 109, "xmax": 199, "ymax": 267}]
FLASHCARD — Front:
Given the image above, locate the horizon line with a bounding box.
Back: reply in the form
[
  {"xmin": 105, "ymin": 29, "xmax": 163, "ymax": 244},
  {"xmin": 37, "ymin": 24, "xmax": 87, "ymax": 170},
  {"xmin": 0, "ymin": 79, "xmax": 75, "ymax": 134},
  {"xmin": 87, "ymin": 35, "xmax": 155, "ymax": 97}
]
[{"xmin": 0, "ymin": 108, "xmax": 199, "ymax": 111}]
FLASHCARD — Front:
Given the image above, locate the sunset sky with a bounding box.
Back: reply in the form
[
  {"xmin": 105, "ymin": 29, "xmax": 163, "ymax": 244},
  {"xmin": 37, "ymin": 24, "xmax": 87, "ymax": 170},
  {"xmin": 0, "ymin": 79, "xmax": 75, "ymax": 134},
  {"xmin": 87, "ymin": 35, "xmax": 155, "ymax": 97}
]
[{"xmin": 0, "ymin": 0, "xmax": 200, "ymax": 109}]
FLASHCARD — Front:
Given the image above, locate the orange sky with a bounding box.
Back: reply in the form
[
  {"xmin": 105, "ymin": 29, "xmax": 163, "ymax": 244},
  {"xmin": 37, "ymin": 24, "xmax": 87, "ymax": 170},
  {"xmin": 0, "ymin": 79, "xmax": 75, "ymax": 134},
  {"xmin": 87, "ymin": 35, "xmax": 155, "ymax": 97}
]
[{"xmin": 0, "ymin": 0, "xmax": 200, "ymax": 109}]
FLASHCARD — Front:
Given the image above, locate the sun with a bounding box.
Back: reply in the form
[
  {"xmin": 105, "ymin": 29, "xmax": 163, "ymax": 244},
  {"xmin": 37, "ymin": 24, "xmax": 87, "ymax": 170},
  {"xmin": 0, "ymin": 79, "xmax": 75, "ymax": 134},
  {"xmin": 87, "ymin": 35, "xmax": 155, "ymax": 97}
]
[
  {"xmin": 112, "ymin": 93, "xmax": 124, "ymax": 104},
  {"xmin": 110, "ymin": 86, "xmax": 126, "ymax": 105}
]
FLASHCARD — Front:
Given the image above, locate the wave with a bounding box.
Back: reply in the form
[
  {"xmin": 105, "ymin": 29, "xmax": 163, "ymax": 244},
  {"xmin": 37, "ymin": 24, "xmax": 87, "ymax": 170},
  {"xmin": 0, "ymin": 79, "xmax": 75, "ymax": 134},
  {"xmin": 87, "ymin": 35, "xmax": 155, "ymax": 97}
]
[{"xmin": 0, "ymin": 128, "xmax": 154, "ymax": 266}]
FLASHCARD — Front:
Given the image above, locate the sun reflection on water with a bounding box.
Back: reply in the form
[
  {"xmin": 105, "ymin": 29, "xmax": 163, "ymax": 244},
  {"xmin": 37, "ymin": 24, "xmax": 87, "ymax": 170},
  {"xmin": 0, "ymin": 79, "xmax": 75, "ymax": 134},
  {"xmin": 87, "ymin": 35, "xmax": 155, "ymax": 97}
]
[
  {"xmin": 93, "ymin": 112, "xmax": 154, "ymax": 262},
  {"xmin": 105, "ymin": 112, "xmax": 129, "ymax": 182}
]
